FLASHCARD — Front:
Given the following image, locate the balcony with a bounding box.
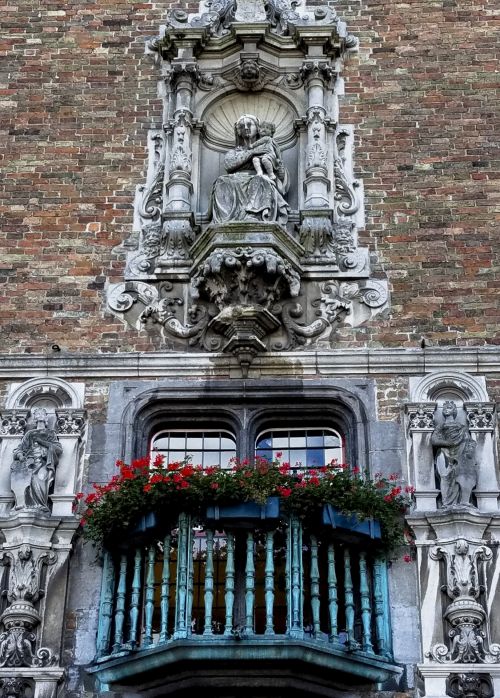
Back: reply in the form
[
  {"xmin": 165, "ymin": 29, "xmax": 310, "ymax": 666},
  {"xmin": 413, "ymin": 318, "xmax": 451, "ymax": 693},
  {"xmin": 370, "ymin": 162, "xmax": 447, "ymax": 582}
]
[{"xmin": 88, "ymin": 512, "xmax": 400, "ymax": 696}]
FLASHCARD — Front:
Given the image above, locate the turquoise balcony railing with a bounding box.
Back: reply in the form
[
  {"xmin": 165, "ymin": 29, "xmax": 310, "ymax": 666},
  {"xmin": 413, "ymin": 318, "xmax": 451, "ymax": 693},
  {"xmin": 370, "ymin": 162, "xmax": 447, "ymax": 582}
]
[{"xmin": 89, "ymin": 513, "xmax": 400, "ymax": 692}]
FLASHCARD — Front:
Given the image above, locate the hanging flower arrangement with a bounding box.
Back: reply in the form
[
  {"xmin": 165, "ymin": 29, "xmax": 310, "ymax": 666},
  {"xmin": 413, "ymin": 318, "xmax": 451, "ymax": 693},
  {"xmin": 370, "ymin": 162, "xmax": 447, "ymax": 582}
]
[{"xmin": 77, "ymin": 455, "xmax": 414, "ymax": 554}]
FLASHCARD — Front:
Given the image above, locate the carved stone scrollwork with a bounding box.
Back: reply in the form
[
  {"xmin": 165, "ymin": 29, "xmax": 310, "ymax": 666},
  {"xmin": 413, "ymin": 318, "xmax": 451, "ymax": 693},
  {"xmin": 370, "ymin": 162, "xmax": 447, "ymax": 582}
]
[
  {"xmin": 446, "ymin": 673, "xmax": 494, "ymax": 698},
  {"xmin": 222, "ymin": 55, "xmax": 279, "ymax": 91},
  {"xmin": 276, "ymin": 302, "xmax": 330, "ymax": 350},
  {"xmin": 334, "ymin": 157, "xmax": 359, "ymax": 216},
  {"xmin": 465, "ymin": 403, "xmax": 496, "ymax": 431},
  {"xmin": 0, "ymin": 412, "xmax": 29, "ymax": 436},
  {"xmin": 138, "ymin": 165, "xmax": 164, "ymax": 222},
  {"xmin": 300, "ymin": 60, "xmax": 335, "ymax": 86},
  {"xmin": 0, "ymin": 677, "xmax": 33, "ymax": 698},
  {"xmin": 0, "ymin": 546, "xmax": 57, "ymax": 669},
  {"xmin": 407, "ymin": 403, "xmax": 436, "ymax": 431},
  {"xmin": 108, "ymin": 281, "xmax": 159, "ymax": 313},
  {"xmin": 428, "ymin": 540, "xmax": 500, "ymax": 664},
  {"xmin": 55, "ymin": 410, "xmax": 85, "ymax": 437}
]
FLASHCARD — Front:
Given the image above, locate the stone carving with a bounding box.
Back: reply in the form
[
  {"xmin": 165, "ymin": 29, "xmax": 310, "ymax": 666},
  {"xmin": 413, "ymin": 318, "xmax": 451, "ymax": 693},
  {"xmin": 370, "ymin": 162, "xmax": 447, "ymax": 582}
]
[
  {"xmin": 10, "ymin": 408, "xmax": 62, "ymax": 515},
  {"xmin": 428, "ymin": 540, "xmax": 500, "ymax": 664},
  {"xmin": 55, "ymin": 410, "xmax": 85, "ymax": 436},
  {"xmin": 431, "ymin": 401, "xmax": 478, "ymax": 508},
  {"xmin": 446, "ymin": 673, "xmax": 494, "ymax": 698},
  {"xmin": 0, "ymin": 678, "xmax": 31, "ymax": 698},
  {"xmin": 191, "ymin": 247, "xmax": 300, "ymax": 310},
  {"xmin": 334, "ymin": 157, "xmax": 359, "ymax": 216},
  {"xmin": 222, "ymin": 57, "xmax": 279, "ymax": 91},
  {"xmin": 407, "ymin": 404, "xmax": 435, "ymax": 431},
  {"xmin": 209, "ymin": 115, "xmax": 289, "ymax": 225},
  {"xmin": 299, "ymin": 217, "xmax": 335, "ymax": 260},
  {"xmin": 138, "ymin": 165, "xmax": 164, "ymax": 223},
  {"xmin": 0, "ymin": 412, "xmax": 28, "ymax": 436},
  {"xmin": 0, "ymin": 546, "xmax": 57, "ymax": 668},
  {"xmin": 465, "ymin": 404, "xmax": 495, "ymax": 431}
]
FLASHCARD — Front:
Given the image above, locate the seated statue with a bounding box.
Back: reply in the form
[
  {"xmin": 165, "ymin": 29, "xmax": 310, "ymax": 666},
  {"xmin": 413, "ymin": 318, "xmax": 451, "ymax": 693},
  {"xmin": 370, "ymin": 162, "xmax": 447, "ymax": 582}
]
[
  {"xmin": 431, "ymin": 400, "xmax": 478, "ymax": 507},
  {"xmin": 209, "ymin": 114, "xmax": 289, "ymax": 226}
]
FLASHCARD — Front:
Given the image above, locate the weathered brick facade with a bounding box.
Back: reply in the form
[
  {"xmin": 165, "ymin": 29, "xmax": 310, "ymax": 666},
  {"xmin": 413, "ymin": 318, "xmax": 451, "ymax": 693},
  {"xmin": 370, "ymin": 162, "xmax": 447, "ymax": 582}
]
[
  {"xmin": 1, "ymin": 1, "xmax": 498, "ymax": 355},
  {"xmin": 0, "ymin": 2, "xmax": 499, "ymax": 696}
]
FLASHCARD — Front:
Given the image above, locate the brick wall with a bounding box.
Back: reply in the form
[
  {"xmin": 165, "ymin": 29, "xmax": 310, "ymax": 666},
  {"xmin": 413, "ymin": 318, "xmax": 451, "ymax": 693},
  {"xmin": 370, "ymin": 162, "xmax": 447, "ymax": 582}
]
[{"xmin": 1, "ymin": 0, "xmax": 498, "ymax": 352}]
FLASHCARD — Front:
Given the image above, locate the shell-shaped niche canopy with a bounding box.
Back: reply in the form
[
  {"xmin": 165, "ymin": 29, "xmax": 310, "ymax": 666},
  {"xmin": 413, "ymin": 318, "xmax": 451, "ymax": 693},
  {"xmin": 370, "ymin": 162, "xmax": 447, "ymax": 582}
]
[{"xmin": 202, "ymin": 92, "xmax": 298, "ymax": 150}]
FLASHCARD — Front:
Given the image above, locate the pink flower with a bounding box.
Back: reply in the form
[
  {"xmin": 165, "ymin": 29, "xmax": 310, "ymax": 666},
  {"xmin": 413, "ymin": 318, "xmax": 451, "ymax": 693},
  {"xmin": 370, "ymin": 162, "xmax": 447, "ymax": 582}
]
[
  {"xmin": 403, "ymin": 554, "xmax": 412, "ymax": 563},
  {"xmin": 210, "ymin": 482, "xmax": 219, "ymax": 490}
]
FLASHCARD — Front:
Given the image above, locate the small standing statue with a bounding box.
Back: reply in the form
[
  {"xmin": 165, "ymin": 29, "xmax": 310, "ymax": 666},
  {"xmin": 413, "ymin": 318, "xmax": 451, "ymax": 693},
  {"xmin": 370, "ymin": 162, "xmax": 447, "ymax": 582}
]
[
  {"xmin": 10, "ymin": 407, "xmax": 62, "ymax": 515},
  {"xmin": 431, "ymin": 400, "xmax": 478, "ymax": 507}
]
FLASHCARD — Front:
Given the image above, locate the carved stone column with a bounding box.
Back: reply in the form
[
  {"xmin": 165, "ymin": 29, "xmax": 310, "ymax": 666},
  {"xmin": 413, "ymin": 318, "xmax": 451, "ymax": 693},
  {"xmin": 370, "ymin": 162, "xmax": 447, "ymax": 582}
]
[
  {"xmin": 465, "ymin": 403, "xmax": 498, "ymax": 512},
  {"xmin": 406, "ymin": 402, "xmax": 438, "ymax": 511}
]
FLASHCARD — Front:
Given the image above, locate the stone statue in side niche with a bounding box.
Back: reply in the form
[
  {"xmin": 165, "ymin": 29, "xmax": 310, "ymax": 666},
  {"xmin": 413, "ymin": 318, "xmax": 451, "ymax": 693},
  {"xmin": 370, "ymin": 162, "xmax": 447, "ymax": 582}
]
[
  {"xmin": 209, "ymin": 114, "xmax": 289, "ymax": 225},
  {"xmin": 431, "ymin": 400, "xmax": 478, "ymax": 507},
  {"xmin": 10, "ymin": 408, "xmax": 62, "ymax": 515}
]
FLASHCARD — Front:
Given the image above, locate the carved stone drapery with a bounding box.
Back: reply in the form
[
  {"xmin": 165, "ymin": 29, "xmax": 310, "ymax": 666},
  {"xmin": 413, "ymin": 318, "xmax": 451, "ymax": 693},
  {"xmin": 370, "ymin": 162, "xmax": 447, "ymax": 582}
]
[
  {"xmin": 431, "ymin": 401, "xmax": 478, "ymax": 508},
  {"xmin": 10, "ymin": 409, "xmax": 62, "ymax": 516}
]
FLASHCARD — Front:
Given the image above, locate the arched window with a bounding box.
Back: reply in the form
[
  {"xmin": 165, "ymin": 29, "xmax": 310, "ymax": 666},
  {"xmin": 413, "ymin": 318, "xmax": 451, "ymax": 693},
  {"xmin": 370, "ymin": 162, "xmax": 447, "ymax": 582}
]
[
  {"xmin": 255, "ymin": 428, "xmax": 344, "ymax": 468},
  {"xmin": 151, "ymin": 429, "xmax": 237, "ymax": 469}
]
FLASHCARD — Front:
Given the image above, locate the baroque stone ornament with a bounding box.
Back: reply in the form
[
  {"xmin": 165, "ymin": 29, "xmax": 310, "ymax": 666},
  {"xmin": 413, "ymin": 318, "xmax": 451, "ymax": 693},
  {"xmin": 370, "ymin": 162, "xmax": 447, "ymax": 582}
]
[
  {"xmin": 407, "ymin": 404, "xmax": 435, "ymax": 431},
  {"xmin": 428, "ymin": 540, "xmax": 500, "ymax": 664},
  {"xmin": 107, "ymin": 1, "xmax": 390, "ymax": 368},
  {"xmin": 0, "ymin": 546, "xmax": 57, "ymax": 668},
  {"xmin": 0, "ymin": 678, "xmax": 31, "ymax": 698},
  {"xmin": 431, "ymin": 401, "xmax": 478, "ymax": 507},
  {"xmin": 465, "ymin": 404, "xmax": 495, "ymax": 431},
  {"xmin": 446, "ymin": 673, "xmax": 494, "ymax": 698},
  {"xmin": 10, "ymin": 408, "xmax": 62, "ymax": 515},
  {"xmin": 0, "ymin": 412, "xmax": 28, "ymax": 436}
]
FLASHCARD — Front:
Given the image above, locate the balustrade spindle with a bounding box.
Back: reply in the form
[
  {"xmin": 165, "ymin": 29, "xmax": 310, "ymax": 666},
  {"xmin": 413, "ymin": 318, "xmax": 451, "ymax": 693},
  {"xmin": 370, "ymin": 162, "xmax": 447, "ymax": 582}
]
[
  {"xmin": 224, "ymin": 532, "xmax": 235, "ymax": 636},
  {"xmin": 359, "ymin": 552, "xmax": 373, "ymax": 653},
  {"xmin": 327, "ymin": 543, "xmax": 338, "ymax": 641},
  {"xmin": 128, "ymin": 548, "xmax": 142, "ymax": 648},
  {"xmin": 373, "ymin": 557, "xmax": 391, "ymax": 657},
  {"xmin": 264, "ymin": 531, "xmax": 275, "ymax": 635},
  {"xmin": 96, "ymin": 551, "xmax": 115, "ymax": 658},
  {"xmin": 245, "ymin": 531, "xmax": 255, "ymax": 634},
  {"xmin": 112, "ymin": 554, "xmax": 128, "ymax": 653},
  {"xmin": 143, "ymin": 545, "xmax": 156, "ymax": 646},
  {"xmin": 174, "ymin": 513, "xmax": 192, "ymax": 638},
  {"xmin": 285, "ymin": 524, "xmax": 291, "ymax": 633},
  {"xmin": 159, "ymin": 533, "xmax": 171, "ymax": 643},
  {"xmin": 343, "ymin": 548, "xmax": 355, "ymax": 646},
  {"xmin": 203, "ymin": 529, "xmax": 214, "ymax": 636},
  {"xmin": 290, "ymin": 516, "xmax": 303, "ymax": 636},
  {"xmin": 310, "ymin": 535, "xmax": 320, "ymax": 637}
]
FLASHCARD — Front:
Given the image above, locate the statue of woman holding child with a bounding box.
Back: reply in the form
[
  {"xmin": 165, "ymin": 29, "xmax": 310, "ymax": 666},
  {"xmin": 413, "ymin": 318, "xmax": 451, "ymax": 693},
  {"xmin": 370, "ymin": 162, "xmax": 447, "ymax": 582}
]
[{"xmin": 209, "ymin": 114, "xmax": 290, "ymax": 225}]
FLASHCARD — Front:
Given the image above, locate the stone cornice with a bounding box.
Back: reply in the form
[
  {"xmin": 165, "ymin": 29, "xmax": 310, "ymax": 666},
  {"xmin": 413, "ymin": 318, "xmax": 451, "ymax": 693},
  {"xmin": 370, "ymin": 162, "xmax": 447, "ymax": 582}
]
[{"xmin": 0, "ymin": 348, "xmax": 498, "ymax": 380}]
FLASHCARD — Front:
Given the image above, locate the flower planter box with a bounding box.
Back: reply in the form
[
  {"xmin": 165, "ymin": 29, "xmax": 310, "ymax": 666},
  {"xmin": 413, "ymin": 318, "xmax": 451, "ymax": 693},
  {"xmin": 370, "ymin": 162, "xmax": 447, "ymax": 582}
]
[
  {"xmin": 205, "ymin": 497, "xmax": 280, "ymax": 524},
  {"xmin": 322, "ymin": 504, "xmax": 381, "ymax": 540}
]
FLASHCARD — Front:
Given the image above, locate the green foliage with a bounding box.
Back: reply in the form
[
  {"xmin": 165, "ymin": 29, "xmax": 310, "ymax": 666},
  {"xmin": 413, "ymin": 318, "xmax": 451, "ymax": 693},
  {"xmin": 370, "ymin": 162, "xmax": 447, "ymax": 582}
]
[{"xmin": 78, "ymin": 455, "xmax": 414, "ymax": 554}]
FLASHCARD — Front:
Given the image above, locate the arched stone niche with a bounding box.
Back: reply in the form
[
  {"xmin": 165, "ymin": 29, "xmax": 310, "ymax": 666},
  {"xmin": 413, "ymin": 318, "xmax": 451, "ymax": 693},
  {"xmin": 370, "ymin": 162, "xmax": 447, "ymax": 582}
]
[
  {"xmin": 405, "ymin": 372, "xmax": 497, "ymax": 513},
  {"xmin": 0, "ymin": 378, "xmax": 86, "ymax": 517},
  {"xmin": 196, "ymin": 90, "xmax": 301, "ymax": 215}
]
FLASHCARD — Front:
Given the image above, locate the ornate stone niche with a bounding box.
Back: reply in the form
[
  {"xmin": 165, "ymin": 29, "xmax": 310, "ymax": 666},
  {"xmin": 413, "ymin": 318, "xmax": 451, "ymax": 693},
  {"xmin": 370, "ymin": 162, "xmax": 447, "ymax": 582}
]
[
  {"xmin": 405, "ymin": 372, "xmax": 498, "ymax": 514},
  {"xmin": 0, "ymin": 378, "xmax": 86, "ymax": 518},
  {"xmin": 107, "ymin": 0, "xmax": 389, "ymax": 372}
]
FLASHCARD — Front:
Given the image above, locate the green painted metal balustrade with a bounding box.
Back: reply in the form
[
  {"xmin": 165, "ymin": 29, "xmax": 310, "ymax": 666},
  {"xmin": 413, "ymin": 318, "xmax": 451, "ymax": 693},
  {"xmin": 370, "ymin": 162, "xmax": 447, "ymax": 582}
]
[{"xmin": 91, "ymin": 513, "xmax": 399, "ymax": 691}]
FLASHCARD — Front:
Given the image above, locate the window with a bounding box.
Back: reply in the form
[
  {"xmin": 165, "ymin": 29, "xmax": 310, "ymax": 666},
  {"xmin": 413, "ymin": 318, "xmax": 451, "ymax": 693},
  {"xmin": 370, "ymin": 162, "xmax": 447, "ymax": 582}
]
[
  {"xmin": 151, "ymin": 430, "xmax": 237, "ymax": 469},
  {"xmin": 255, "ymin": 428, "xmax": 344, "ymax": 468}
]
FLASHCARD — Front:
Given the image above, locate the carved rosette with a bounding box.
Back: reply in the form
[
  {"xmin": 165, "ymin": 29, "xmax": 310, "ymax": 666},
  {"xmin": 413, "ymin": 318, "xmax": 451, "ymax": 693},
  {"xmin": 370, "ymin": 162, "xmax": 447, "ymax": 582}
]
[
  {"xmin": 428, "ymin": 540, "xmax": 500, "ymax": 664},
  {"xmin": 0, "ymin": 412, "xmax": 29, "ymax": 436},
  {"xmin": 465, "ymin": 403, "xmax": 496, "ymax": 431}
]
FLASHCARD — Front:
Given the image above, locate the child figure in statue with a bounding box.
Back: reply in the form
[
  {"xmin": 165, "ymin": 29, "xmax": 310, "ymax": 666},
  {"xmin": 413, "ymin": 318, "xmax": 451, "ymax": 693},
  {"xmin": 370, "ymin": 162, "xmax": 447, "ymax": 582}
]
[{"xmin": 250, "ymin": 121, "xmax": 283, "ymax": 182}]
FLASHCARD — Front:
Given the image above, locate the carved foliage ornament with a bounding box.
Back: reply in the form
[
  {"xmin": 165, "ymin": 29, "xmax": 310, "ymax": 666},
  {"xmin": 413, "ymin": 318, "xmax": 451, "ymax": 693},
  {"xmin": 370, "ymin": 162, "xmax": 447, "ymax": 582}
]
[
  {"xmin": 0, "ymin": 678, "xmax": 32, "ymax": 698},
  {"xmin": 446, "ymin": 673, "xmax": 494, "ymax": 698},
  {"xmin": 428, "ymin": 540, "xmax": 500, "ymax": 664}
]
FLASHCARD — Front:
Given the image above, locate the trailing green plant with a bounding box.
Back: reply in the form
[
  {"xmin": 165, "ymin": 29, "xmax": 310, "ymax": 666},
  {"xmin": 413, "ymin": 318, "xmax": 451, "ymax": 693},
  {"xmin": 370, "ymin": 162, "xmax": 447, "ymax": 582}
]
[{"xmin": 77, "ymin": 455, "xmax": 414, "ymax": 554}]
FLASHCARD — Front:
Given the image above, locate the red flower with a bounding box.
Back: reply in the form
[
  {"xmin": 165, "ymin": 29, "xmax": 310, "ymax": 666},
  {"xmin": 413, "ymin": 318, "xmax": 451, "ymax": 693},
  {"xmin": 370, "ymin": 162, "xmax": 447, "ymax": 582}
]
[
  {"xmin": 277, "ymin": 486, "xmax": 292, "ymax": 498},
  {"xmin": 403, "ymin": 554, "xmax": 412, "ymax": 563},
  {"xmin": 210, "ymin": 482, "xmax": 219, "ymax": 490}
]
